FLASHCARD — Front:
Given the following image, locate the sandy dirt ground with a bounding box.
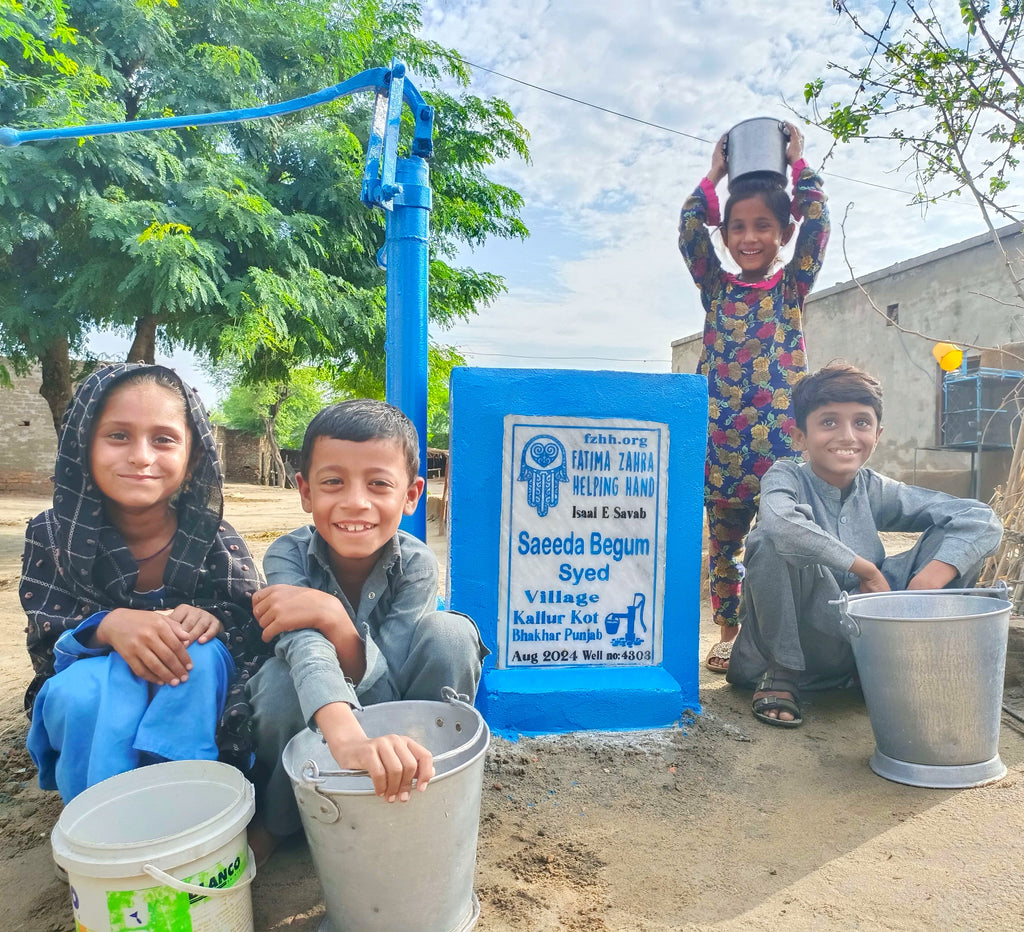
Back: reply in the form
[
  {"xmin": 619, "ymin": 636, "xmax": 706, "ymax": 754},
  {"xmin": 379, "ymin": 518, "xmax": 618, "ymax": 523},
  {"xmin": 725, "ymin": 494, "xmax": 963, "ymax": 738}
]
[{"xmin": 1, "ymin": 484, "xmax": 1022, "ymax": 931}]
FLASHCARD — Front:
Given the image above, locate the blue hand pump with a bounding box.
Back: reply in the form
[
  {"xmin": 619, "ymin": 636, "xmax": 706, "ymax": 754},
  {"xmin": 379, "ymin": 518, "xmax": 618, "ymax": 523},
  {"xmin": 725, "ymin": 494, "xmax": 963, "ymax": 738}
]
[{"xmin": 1, "ymin": 60, "xmax": 433, "ymax": 540}]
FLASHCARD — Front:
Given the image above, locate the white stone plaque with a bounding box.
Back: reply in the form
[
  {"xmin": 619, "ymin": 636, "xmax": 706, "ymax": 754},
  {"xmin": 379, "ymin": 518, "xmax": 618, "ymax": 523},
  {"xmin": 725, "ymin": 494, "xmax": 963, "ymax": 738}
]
[{"xmin": 497, "ymin": 416, "xmax": 669, "ymax": 668}]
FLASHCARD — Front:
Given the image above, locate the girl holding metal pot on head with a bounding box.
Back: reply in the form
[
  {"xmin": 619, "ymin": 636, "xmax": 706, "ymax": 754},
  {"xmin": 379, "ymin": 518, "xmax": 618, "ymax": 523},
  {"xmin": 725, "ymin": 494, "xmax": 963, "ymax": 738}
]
[{"xmin": 677, "ymin": 119, "xmax": 830, "ymax": 674}]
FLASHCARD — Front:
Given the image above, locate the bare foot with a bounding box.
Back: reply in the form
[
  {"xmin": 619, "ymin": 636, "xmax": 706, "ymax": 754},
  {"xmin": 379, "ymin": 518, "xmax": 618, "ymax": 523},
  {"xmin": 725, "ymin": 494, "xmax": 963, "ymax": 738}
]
[{"xmin": 247, "ymin": 815, "xmax": 279, "ymax": 869}]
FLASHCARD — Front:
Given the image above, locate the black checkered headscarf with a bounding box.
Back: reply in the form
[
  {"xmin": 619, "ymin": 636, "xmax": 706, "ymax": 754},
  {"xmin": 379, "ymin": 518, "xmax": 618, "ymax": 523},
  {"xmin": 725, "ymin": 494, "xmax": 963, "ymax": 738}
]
[{"xmin": 21, "ymin": 363, "xmax": 269, "ymax": 771}]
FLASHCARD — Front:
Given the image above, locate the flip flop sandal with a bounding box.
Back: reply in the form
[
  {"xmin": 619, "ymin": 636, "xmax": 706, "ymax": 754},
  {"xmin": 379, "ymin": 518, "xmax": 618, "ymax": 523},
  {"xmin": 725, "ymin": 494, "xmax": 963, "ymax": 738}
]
[
  {"xmin": 752, "ymin": 670, "xmax": 803, "ymax": 728},
  {"xmin": 705, "ymin": 639, "xmax": 733, "ymax": 673}
]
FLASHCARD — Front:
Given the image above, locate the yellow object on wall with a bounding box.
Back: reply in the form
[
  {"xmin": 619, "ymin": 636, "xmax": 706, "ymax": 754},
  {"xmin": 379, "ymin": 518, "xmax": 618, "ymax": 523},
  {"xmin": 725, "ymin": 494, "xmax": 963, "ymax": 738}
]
[{"xmin": 932, "ymin": 342, "xmax": 964, "ymax": 371}]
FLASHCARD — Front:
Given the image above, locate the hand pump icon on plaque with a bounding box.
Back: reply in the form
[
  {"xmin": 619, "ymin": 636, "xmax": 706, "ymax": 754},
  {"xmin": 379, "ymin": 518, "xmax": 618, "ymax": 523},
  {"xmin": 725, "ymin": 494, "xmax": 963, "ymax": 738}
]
[{"xmin": 604, "ymin": 593, "xmax": 647, "ymax": 648}]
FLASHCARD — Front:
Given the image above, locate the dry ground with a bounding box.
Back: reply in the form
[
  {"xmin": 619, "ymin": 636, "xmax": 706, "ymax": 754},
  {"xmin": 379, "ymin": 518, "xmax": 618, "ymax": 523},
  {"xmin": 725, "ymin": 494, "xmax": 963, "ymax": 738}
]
[{"xmin": 0, "ymin": 484, "xmax": 1022, "ymax": 931}]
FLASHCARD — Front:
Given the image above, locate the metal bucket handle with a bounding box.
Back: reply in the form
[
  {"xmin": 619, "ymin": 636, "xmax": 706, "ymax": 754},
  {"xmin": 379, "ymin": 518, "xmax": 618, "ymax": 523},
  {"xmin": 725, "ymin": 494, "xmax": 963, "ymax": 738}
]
[
  {"xmin": 300, "ymin": 687, "xmax": 484, "ymax": 783},
  {"xmin": 831, "ymin": 581, "xmax": 1009, "ymax": 639},
  {"xmin": 295, "ymin": 688, "xmax": 483, "ymax": 824},
  {"xmin": 722, "ymin": 120, "xmax": 789, "ymax": 157}
]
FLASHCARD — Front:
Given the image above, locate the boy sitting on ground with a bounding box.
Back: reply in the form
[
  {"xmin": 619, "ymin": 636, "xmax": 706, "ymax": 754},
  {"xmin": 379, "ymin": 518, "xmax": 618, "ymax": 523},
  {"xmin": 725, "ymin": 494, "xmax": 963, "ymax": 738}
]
[
  {"xmin": 725, "ymin": 363, "xmax": 1003, "ymax": 727},
  {"xmin": 246, "ymin": 400, "xmax": 487, "ymax": 858}
]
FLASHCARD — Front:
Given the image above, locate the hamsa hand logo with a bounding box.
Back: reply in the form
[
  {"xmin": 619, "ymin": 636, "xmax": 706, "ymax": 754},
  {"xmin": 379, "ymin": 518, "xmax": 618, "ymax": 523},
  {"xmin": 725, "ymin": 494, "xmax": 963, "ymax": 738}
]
[{"xmin": 519, "ymin": 434, "xmax": 567, "ymax": 517}]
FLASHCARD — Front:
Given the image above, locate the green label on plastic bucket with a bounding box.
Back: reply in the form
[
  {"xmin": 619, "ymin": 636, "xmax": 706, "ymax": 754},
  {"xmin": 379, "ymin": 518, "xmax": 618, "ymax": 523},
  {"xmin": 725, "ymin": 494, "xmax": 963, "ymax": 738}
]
[
  {"xmin": 184, "ymin": 852, "xmax": 247, "ymax": 903},
  {"xmin": 107, "ymin": 887, "xmax": 190, "ymax": 931},
  {"xmin": 103, "ymin": 852, "xmax": 248, "ymax": 932}
]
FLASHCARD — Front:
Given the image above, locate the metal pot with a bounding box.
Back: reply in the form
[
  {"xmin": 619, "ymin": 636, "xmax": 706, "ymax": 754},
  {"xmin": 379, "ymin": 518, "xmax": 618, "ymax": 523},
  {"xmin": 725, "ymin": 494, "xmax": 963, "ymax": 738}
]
[
  {"xmin": 835, "ymin": 586, "xmax": 1010, "ymax": 788},
  {"xmin": 284, "ymin": 689, "xmax": 490, "ymax": 931},
  {"xmin": 725, "ymin": 117, "xmax": 788, "ymax": 191}
]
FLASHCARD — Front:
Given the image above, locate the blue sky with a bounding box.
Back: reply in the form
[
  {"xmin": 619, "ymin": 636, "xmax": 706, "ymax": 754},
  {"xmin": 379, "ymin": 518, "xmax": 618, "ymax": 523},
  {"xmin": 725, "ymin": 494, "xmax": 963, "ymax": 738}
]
[{"xmin": 91, "ymin": 0, "xmax": 1003, "ymax": 403}]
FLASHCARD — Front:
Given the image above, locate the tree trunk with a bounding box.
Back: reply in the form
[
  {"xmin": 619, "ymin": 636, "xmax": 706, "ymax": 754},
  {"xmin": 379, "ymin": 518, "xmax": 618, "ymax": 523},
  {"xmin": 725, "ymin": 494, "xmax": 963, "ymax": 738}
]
[
  {"xmin": 127, "ymin": 315, "xmax": 159, "ymax": 363},
  {"xmin": 262, "ymin": 383, "xmax": 291, "ymax": 488},
  {"xmin": 262, "ymin": 419, "xmax": 289, "ymax": 487},
  {"xmin": 39, "ymin": 337, "xmax": 73, "ymax": 434}
]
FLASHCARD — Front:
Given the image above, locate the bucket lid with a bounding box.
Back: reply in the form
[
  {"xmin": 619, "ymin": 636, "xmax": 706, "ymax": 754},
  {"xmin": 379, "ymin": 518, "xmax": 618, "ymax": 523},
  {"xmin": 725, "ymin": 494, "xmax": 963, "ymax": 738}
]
[{"xmin": 51, "ymin": 760, "xmax": 254, "ymax": 878}]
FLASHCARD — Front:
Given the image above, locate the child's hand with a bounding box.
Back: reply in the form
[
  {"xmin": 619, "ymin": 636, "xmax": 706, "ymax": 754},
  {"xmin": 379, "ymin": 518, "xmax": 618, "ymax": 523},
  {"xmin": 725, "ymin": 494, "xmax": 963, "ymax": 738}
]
[
  {"xmin": 165, "ymin": 604, "xmax": 222, "ymax": 644},
  {"xmin": 96, "ymin": 608, "xmax": 193, "ymax": 686},
  {"xmin": 708, "ymin": 133, "xmax": 727, "ymax": 186},
  {"xmin": 907, "ymin": 560, "xmax": 957, "ymax": 591},
  {"xmin": 849, "ymin": 556, "xmax": 891, "ymax": 594},
  {"xmin": 252, "ymin": 584, "xmax": 353, "ymax": 642},
  {"xmin": 858, "ymin": 573, "xmax": 891, "ymax": 594},
  {"xmin": 784, "ymin": 121, "xmax": 804, "ymax": 166},
  {"xmin": 316, "ymin": 702, "xmax": 435, "ymax": 803}
]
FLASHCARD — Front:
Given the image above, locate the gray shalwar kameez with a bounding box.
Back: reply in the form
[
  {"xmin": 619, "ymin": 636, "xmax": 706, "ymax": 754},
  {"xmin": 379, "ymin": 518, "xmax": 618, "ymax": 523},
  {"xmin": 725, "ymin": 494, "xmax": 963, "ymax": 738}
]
[
  {"xmin": 247, "ymin": 526, "xmax": 487, "ymax": 836},
  {"xmin": 726, "ymin": 460, "xmax": 1003, "ymax": 690}
]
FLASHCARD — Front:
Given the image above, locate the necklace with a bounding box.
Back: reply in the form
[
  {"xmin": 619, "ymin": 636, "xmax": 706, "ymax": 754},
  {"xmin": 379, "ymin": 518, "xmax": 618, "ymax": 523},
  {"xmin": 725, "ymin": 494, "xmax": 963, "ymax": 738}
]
[{"xmin": 135, "ymin": 534, "xmax": 175, "ymax": 563}]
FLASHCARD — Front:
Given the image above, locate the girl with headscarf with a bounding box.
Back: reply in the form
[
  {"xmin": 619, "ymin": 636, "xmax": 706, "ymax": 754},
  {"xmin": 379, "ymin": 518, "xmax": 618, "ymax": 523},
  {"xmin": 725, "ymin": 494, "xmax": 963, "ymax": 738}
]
[{"xmin": 21, "ymin": 363, "xmax": 268, "ymax": 802}]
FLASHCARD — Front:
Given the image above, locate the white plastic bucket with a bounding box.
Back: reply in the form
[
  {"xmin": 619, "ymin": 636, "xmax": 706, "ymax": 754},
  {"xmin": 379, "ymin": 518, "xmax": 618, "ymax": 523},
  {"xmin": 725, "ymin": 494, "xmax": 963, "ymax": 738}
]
[
  {"xmin": 51, "ymin": 759, "xmax": 256, "ymax": 932},
  {"xmin": 283, "ymin": 689, "xmax": 490, "ymax": 932}
]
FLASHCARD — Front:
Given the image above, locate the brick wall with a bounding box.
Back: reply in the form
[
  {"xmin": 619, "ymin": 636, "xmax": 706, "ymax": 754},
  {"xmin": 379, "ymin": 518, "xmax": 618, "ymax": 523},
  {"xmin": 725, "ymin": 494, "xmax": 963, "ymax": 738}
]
[
  {"xmin": 212, "ymin": 426, "xmax": 264, "ymax": 484},
  {"xmin": 0, "ymin": 364, "xmax": 57, "ymax": 491}
]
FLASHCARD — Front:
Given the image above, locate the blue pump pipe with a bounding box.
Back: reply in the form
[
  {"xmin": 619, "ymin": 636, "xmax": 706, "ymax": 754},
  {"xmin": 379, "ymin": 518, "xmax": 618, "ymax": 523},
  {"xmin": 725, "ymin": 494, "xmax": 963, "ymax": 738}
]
[{"xmin": 1, "ymin": 61, "xmax": 433, "ymax": 539}]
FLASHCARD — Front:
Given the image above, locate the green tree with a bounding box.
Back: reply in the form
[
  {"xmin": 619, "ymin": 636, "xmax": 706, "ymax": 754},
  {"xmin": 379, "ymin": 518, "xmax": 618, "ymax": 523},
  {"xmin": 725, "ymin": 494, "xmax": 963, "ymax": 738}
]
[
  {"xmin": 213, "ymin": 366, "xmax": 336, "ymax": 484},
  {"xmin": 805, "ymin": 1, "xmax": 1024, "ymax": 297},
  {"xmin": 0, "ymin": 0, "xmax": 528, "ymax": 430},
  {"xmin": 0, "ymin": 0, "xmax": 108, "ymax": 413},
  {"xmin": 216, "ymin": 367, "xmax": 341, "ymax": 451},
  {"xmin": 329, "ymin": 342, "xmax": 465, "ymax": 448},
  {"xmin": 217, "ymin": 346, "xmax": 463, "ymax": 456}
]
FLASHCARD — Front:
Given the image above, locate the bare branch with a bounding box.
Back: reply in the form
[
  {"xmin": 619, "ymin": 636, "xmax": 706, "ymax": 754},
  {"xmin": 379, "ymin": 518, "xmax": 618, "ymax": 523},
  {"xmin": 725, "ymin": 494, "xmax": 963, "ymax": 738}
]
[
  {"xmin": 836, "ymin": 203, "xmax": 1024, "ymax": 365},
  {"xmin": 967, "ymin": 289, "xmax": 1024, "ymax": 310},
  {"xmin": 967, "ymin": 0, "xmax": 1024, "ymax": 89}
]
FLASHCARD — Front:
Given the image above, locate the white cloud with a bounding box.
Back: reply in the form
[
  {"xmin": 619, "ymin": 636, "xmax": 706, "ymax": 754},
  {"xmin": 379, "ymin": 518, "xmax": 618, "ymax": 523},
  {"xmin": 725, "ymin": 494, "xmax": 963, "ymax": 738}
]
[
  {"xmin": 82, "ymin": 1, "xmax": 1024, "ymax": 401},
  {"xmin": 423, "ymin": 0, "xmax": 1017, "ymax": 372}
]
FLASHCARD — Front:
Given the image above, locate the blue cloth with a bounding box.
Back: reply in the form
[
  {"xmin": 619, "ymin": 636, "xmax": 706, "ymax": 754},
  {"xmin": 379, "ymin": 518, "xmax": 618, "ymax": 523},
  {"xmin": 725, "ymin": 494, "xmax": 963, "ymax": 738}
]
[
  {"xmin": 28, "ymin": 635, "xmax": 234, "ymax": 803},
  {"xmin": 52, "ymin": 611, "xmax": 109, "ymax": 672}
]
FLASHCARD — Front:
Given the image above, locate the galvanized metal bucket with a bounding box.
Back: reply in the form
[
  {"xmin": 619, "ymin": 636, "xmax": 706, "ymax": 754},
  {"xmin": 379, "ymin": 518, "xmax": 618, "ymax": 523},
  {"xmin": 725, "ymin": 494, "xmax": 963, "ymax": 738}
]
[
  {"xmin": 836, "ymin": 585, "xmax": 1010, "ymax": 788},
  {"xmin": 283, "ymin": 688, "xmax": 489, "ymax": 931},
  {"xmin": 725, "ymin": 117, "xmax": 789, "ymax": 191}
]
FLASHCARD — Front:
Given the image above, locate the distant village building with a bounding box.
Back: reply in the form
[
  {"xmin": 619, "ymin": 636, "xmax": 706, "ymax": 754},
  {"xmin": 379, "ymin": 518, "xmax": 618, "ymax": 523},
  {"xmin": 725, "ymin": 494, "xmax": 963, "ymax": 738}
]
[
  {"xmin": 672, "ymin": 223, "xmax": 1024, "ymax": 501},
  {"xmin": 0, "ymin": 363, "xmax": 58, "ymax": 491},
  {"xmin": 0, "ymin": 362, "xmax": 281, "ymax": 490}
]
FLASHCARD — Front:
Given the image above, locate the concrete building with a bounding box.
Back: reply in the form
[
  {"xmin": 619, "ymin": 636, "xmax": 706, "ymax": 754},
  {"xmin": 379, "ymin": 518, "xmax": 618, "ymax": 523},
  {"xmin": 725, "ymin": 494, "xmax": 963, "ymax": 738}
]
[{"xmin": 672, "ymin": 223, "xmax": 1024, "ymax": 501}]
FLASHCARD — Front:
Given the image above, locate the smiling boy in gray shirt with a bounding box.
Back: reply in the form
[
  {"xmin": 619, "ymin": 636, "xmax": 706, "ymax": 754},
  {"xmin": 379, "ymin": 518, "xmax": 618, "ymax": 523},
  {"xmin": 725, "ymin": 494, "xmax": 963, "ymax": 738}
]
[
  {"xmin": 726, "ymin": 363, "xmax": 1003, "ymax": 727},
  {"xmin": 245, "ymin": 400, "xmax": 486, "ymax": 861}
]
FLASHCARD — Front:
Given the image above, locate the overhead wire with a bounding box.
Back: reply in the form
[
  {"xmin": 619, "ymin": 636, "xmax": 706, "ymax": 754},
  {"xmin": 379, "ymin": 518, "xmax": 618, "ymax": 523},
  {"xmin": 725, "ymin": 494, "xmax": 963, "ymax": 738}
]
[
  {"xmin": 461, "ymin": 350, "xmax": 671, "ymax": 363},
  {"xmin": 459, "ymin": 59, "xmax": 714, "ymax": 144},
  {"xmin": 456, "ymin": 57, "xmax": 958, "ymax": 203}
]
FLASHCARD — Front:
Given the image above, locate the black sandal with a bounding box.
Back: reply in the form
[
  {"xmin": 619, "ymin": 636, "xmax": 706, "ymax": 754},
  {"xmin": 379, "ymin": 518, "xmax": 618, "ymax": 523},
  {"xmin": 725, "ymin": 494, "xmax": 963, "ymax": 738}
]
[{"xmin": 752, "ymin": 670, "xmax": 803, "ymax": 728}]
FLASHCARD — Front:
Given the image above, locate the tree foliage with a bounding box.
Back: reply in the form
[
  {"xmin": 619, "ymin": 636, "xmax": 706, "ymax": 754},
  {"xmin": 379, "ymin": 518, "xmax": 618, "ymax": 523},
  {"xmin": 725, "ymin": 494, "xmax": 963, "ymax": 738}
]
[
  {"xmin": 0, "ymin": 0, "xmax": 529, "ymax": 432},
  {"xmin": 806, "ymin": 1, "xmax": 1024, "ymax": 220},
  {"xmin": 216, "ymin": 344, "xmax": 465, "ymax": 453},
  {"xmin": 215, "ymin": 366, "xmax": 334, "ymax": 450}
]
